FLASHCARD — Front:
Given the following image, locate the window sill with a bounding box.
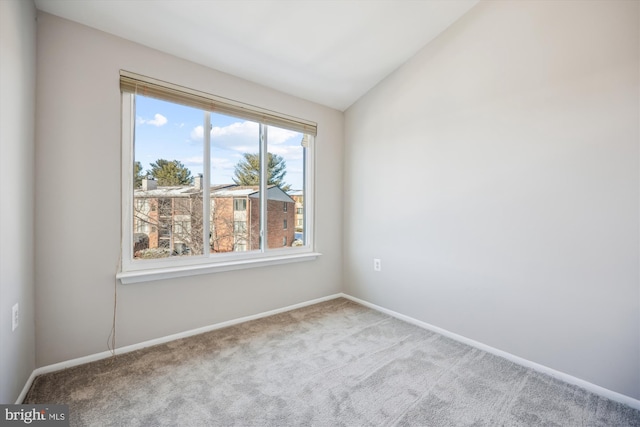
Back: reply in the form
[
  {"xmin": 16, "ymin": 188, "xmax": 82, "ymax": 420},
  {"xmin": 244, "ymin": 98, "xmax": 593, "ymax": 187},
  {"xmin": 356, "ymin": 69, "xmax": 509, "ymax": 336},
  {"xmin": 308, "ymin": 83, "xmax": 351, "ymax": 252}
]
[{"xmin": 116, "ymin": 252, "xmax": 322, "ymax": 284}]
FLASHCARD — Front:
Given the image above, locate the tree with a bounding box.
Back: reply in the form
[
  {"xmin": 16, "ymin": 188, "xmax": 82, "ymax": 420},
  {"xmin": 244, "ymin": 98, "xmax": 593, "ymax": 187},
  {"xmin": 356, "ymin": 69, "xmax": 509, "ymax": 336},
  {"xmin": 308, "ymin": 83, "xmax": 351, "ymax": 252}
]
[
  {"xmin": 148, "ymin": 159, "xmax": 193, "ymax": 186},
  {"xmin": 134, "ymin": 161, "xmax": 144, "ymax": 188},
  {"xmin": 233, "ymin": 152, "xmax": 290, "ymax": 191}
]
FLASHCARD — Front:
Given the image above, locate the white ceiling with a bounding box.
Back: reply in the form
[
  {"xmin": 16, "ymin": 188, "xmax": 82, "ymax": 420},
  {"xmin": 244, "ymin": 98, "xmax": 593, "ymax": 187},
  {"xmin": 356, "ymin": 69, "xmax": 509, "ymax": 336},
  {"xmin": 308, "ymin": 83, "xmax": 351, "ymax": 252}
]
[{"xmin": 34, "ymin": 0, "xmax": 479, "ymax": 111}]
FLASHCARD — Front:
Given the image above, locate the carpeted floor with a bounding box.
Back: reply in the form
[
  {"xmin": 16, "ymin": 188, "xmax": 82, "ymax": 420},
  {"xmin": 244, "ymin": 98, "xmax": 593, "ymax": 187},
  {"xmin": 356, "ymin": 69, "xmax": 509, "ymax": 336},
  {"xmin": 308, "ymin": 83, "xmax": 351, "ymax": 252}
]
[{"xmin": 25, "ymin": 298, "xmax": 640, "ymax": 426}]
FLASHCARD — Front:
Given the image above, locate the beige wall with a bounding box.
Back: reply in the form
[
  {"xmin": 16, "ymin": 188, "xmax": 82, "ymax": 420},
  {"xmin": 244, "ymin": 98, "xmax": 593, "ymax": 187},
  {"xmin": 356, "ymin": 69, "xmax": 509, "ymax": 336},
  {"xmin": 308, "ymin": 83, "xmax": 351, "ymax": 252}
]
[
  {"xmin": 35, "ymin": 12, "xmax": 343, "ymax": 367},
  {"xmin": 0, "ymin": 0, "xmax": 37, "ymax": 403},
  {"xmin": 344, "ymin": 0, "xmax": 639, "ymax": 399}
]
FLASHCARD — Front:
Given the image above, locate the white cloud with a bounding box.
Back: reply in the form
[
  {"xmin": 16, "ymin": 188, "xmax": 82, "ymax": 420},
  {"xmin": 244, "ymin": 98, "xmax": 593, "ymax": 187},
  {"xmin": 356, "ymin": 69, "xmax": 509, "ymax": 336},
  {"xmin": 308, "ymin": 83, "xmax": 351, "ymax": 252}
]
[
  {"xmin": 211, "ymin": 121, "xmax": 259, "ymax": 139},
  {"xmin": 190, "ymin": 125, "xmax": 204, "ymax": 140},
  {"xmin": 267, "ymin": 126, "xmax": 300, "ymax": 144},
  {"xmin": 191, "ymin": 121, "xmax": 301, "ymax": 145},
  {"xmin": 137, "ymin": 113, "xmax": 168, "ymax": 127},
  {"xmin": 150, "ymin": 114, "xmax": 168, "ymax": 126}
]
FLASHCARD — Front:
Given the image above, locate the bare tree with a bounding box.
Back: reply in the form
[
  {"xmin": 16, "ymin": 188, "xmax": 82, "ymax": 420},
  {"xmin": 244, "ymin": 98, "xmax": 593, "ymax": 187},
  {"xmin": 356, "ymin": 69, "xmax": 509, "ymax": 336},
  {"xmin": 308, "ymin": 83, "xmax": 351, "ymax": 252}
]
[
  {"xmin": 209, "ymin": 198, "xmax": 250, "ymax": 253},
  {"xmin": 133, "ymin": 192, "xmax": 205, "ymax": 259}
]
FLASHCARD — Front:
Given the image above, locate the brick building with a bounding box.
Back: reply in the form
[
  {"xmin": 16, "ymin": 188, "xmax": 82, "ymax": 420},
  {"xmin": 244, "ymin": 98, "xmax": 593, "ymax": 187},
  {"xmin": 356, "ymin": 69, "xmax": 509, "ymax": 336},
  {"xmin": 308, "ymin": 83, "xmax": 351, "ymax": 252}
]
[
  {"xmin": 133, "ymin": 178, "xmax": 296, "ymax": 257},
  {"xmin": 209, "ymin": 185, "xmax": 296, "ymax": 252},
  {"xmin": 288, "ymin": 189, "xmax": 304, "ymax": 232},
  {"xmin": 133, "ymin": 177, "xmax": 204, "ymax": 257}
]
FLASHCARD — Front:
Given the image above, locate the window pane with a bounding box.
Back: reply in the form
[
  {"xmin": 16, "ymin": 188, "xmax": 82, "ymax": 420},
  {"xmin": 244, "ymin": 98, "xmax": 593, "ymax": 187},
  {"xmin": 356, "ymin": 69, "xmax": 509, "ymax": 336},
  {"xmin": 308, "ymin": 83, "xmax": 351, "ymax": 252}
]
[
  {"xmin": 133, "ymin": 95, "xmax": 203, "ymax": 259},
  {"xmin": 128, "ymin": 89, "xmax": 311, "ymax": 266},
  {"xmin": 265, "ymin": 125, "xmax": 305, "ymax": 249},
  {"xmin": 210, "ymin": 114, "xmax": 260, "ymax": 253}
]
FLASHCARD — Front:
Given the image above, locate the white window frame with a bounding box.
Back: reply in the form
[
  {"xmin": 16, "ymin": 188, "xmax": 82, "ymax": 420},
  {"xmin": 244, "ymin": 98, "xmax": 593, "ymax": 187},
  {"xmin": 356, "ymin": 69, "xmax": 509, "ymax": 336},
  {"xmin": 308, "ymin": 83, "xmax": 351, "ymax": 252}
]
[{"xmin": 117, "ymin": 71, "xmax": 320, "ymax": 284}]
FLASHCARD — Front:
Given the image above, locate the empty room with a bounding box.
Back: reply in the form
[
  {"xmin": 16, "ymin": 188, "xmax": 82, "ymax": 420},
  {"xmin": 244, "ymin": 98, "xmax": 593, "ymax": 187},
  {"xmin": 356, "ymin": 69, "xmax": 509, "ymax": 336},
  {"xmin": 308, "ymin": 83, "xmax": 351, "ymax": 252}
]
[{"xmin": 1, "ymin": 0, "xmax": 639, "ymax": 425}]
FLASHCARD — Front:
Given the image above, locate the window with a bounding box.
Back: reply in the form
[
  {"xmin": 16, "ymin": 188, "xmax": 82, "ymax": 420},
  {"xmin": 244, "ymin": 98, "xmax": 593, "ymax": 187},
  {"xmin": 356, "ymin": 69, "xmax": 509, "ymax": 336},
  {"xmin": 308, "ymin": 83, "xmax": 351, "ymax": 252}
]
[
  {"xmin": 233, "ymin": 221, "xmax": 247, "ymax": 234},
  {"xmin": 174, "ymin": 220, "xmax": 189, "ymax": 235},
  {"xmin": 233, "ymin": 198, "xmax": 247, "ymax": 212},
  {"xmin": 118, "ymin": 71, "xmax": 318, "ymax": 283},
  {"xmin": 135, "ymin": 219, "xmax": 146, "ymax": 233},
  {"xmin": 174, "ymin": 198, "xmax": 191, "ymax": 215}
]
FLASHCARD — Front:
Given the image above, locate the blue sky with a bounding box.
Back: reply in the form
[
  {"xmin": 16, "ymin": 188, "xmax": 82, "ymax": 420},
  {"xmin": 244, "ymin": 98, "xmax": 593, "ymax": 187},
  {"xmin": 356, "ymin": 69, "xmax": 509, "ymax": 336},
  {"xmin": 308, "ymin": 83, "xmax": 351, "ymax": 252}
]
[{"xmin": 134, "ymin": 95, "xmax": 305, "ymax": 189}]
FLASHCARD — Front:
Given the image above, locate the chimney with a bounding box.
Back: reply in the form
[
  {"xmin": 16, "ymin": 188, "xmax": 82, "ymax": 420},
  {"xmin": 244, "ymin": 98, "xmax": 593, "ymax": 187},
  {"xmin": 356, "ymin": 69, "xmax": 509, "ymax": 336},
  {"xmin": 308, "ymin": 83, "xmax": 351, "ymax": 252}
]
[
  {"xmin": 142, "ymin": 176, "xmax": 157, "ymax": 191},
  {"xmin": 194, "ymin": 174, "xmax": 203, "ymax": 189}
]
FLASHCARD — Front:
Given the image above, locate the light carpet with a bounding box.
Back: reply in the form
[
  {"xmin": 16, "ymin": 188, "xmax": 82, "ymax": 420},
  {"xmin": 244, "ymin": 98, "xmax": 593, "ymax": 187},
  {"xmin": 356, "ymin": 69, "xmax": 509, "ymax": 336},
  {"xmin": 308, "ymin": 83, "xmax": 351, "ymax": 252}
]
[{"xmin": 24, "ymin": 298, "xmax": 640, "ymax": 426}]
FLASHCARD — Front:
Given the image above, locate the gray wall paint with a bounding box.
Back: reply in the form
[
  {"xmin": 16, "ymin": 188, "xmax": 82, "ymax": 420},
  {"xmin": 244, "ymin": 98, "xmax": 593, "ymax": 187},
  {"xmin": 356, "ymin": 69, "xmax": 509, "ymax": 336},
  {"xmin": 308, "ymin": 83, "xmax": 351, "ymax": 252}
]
[
  {"xmin": 0, "ymin": 0, "xmax": 37, "ymax": 404},
  {"xmin": 35, "ymin": 13, "xmax": 343, "ymax": 367},
  {"xmin": 344, "ymin": 0, "xmax": 639, "ymax": 399}
]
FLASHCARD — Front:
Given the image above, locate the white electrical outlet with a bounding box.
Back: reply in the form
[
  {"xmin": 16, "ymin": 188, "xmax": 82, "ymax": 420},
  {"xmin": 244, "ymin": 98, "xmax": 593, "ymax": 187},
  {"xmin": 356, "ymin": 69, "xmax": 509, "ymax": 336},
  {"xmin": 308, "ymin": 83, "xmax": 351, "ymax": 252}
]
[
  {"xmin": 373, "ymin": 258, "xmax": 381, "ymax": 272},
  {"xmin": 12, "ymin": 303, "xmax": 19, "ymax": 331}
]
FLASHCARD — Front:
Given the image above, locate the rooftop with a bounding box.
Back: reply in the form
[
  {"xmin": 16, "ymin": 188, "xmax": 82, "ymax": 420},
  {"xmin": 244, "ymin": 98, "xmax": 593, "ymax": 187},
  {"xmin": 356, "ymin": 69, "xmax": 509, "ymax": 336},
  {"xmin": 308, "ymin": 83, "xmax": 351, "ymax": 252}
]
[{"xmin": 135, "ymin": 184, "xmax": 297, "ymax": 203}]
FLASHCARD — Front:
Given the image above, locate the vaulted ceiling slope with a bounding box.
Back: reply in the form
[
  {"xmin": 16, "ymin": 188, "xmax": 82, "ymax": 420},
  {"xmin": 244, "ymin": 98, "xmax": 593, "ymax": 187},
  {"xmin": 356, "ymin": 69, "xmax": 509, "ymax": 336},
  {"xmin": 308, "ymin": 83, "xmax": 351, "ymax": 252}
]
[{"xmin": 34, "ymin": 0, "xmax": 479, "ymax": 111}]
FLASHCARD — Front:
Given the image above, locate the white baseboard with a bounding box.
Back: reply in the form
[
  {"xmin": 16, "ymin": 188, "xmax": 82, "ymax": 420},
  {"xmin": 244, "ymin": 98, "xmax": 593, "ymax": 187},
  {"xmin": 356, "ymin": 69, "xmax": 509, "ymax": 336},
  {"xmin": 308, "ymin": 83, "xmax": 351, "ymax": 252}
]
[
  {"xmin": 15, "ymin": 370, "xmax": 38, "ymax": 404},
  {"xmin": 16, "ymin": 293, "xmax": 343, "ymax": 403},
  {"xmin": 339, "ymin": 293, "xmax": 640, "ymax": 411}
]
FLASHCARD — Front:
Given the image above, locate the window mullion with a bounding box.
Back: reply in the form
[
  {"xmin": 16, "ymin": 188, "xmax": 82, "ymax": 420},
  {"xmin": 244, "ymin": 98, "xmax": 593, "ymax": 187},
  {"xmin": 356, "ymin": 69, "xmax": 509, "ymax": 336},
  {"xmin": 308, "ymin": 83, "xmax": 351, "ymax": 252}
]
[
  {"xmin": 122, "ymin": 92, "xmax": 135, "ymax": 266},
  {"xmin": 259, "ymin": 124, "xmax": 268, "ymax": 252},
  {"xmin": 203, "ymin": 112, "xmax": 211, "ymax": 257}
]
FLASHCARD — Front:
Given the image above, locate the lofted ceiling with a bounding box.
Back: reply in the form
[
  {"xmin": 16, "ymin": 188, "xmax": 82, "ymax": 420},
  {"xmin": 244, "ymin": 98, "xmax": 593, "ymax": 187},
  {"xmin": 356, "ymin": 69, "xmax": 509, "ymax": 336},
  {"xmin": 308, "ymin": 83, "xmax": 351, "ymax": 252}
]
[{"xmin": 34, "ymin": 0, "xmax": 479, "ymax": 111}]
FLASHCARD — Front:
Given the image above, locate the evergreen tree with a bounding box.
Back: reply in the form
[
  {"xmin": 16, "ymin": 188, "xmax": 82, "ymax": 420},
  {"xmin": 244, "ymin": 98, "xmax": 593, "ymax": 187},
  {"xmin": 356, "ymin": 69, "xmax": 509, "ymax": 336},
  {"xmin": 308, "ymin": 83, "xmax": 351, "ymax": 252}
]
[
  {"xmin": 233, "ymin": 152, "xmax": 290, "ymax": 191},
  {"xmin": 148, "ymin": 159, "xmax": 193, "ymax": 186},
  {"xmin": 134, "ymin": 161, "xmax": 144, "ymax": 188}
]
